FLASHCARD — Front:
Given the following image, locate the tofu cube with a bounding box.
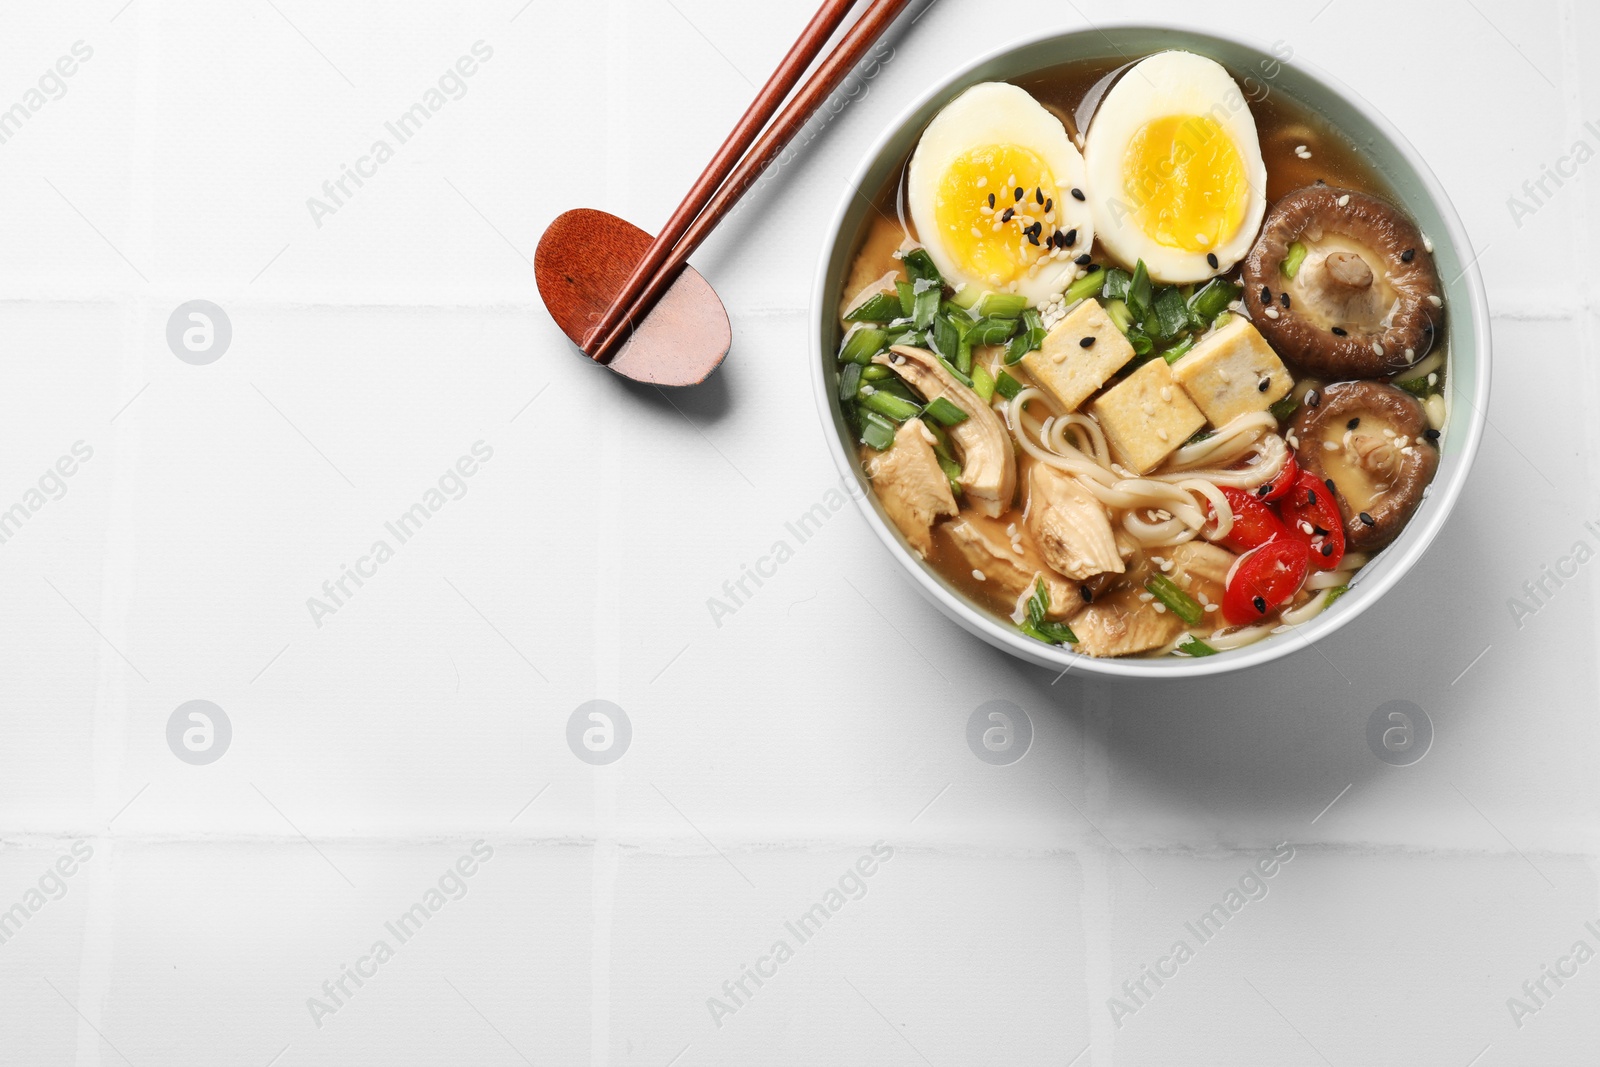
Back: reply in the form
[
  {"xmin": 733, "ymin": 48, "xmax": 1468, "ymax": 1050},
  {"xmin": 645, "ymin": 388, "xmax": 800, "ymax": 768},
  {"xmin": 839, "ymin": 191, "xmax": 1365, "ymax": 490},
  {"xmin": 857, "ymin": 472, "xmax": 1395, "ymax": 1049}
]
[
  {"xmin": 1089, "ymin": 359, "xmax": 1205, "ymax": 474},
  {"xmin": 1171, "ymin": 317, "xmax": 1293, "ymax": 427},
  {"xmin": 1019, "ymin": 298, "xmax": 1135, "ymax": 412}
]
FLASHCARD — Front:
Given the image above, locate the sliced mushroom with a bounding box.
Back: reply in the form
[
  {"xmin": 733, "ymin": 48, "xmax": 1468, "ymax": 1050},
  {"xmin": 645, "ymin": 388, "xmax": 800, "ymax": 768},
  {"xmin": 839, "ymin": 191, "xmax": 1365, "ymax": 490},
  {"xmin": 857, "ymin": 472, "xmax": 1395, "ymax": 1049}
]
[
  {"xmin": 1242, "ymin": 185, "xmax": 1443, "ymax": 378},
  {"xmin": 940, "ymin": 510, "xmax": 1077, "ymax": 619},
  {"xmin": 1024, "ymin": 463, "xmax": 1124, "ymax": 581},
  {"xmin": 865, "ymin": 418, "xmax": 958, "ymax": 558},
  {"xmin": 1072, "ymin": 582, "xmax": 1185, "ymax": 658},
  {"xmin": 876, "ymin": 345, "xmax": 1017, "ymax": 517},
  {"xmin": 1290, "ymin": 380, "xmax": 1438, "ymax": 551}
]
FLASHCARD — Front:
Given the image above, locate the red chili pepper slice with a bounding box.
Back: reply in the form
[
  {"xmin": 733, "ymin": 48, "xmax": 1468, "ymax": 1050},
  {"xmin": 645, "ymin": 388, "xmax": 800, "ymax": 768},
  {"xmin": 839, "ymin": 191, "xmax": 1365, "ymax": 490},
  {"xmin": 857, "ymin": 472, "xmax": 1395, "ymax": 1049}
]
[
  {"xmin": 1222, "ymin": 538, "xmax": 1311, "ymax": 626},
  {"xmin": 1212, "ymin": 486, "xmax": 1289, "ymax": 554},
  {"xmin": 1256, "ymin": 454, "xmax": 1300, "ymax": 503},
  {"xmin": 1278, "ymin": 471, "xmax": 1346, "ymax": 571}
]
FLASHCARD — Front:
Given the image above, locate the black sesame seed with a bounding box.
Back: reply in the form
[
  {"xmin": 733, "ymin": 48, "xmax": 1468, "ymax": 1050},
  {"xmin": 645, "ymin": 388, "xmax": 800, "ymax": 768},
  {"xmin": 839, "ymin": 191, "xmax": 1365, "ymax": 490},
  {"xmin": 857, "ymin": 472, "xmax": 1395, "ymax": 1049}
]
[
  {"xmin": 1028, "ymin": 221, "xmax": 1042, "ymax": 237},
  {"xmin": 1423, "ymin": 428, "xmax": 1440, "ymax": 442},
  {"xmin": 1307, "ymin": 490, "xmax": 1317, "ymax": 505},
  {"xmin": 1347, "ymin": 417, "xmax": 1360, "ymax": 430},
  {"xmin": 1257, "ymin": 378, "xmax": 1270, "ymax": 392},
  {"xmin": 1279, "ymin": 291, "xmax": 1290, "ymax": 309},
  {"xmin": 1260, "ymin": 286, "xmax": 1271, "ymax": 303},
  {"xmin": 1080, "ymin": 584, "xmax": 1093, "ymax": 603},
  {"xmin": 1014, "ymin": 187, "xmax": 1024, "ymax": 201},
  {"xmin": 1035, "ymin": 187, "xmax": 1044, "ymax": 205},
  {"xmin": 1064, "ymin": 228, "xmax": 1078, "ymax": 247},
  {"xmin": 1331, "ymin": 326, "xmax": 1348, "ymax": 336},
  {"xmin": 1080, "ymin": 336, "xmax": 1095, "ymax": 348},
  {"xmin": 1359, "ymin": 511, "xmax": 1375, "ymax": 526},
  {"xmin": 1323, "ymin": 477, "xmax": 1335, "ymax": 492},
  {"xmin": 1313, "ymin": 525, "xmax": 1330, "ymax": 537},
  {"xmin": 1256, "ymin": 484, "xmax": 1272, "ymax": 497},
  {"xmin": 1207, "ymin": 252, "xmax": 1219, "ymax": 269},
  {"xmin": 1001, "ymin": 207, "xmax": 1014, "ymax": 222},
  {"xmin": 1321, "ymin": 542, "xmax": 1334, "ymax": 557},
  {"xmin": 1044, "ymin": 198, "xmax": 1053, "ymax": 213},
  {"xmin": 1071, "ymin": 187, "xmax": 1085, "ymax": 201},
  {"xmin": 988, "ymin": 193, "xmax": 996, "ymax": 208},
  {"xmin": 1401, "ymin": 248, "xmax": 1415, "ymax": 263},
  {"xmin": 1085, "ymin": 263, "xmax": 1101, "ymax": 273},
  {"xmin": 1027, "ymin": 232, "xmax": 1040, "ymax": 246},
  {"xmin": 1308, "ymin": 390, "xmax": 1322, "ymax": 408},
  {"xmin": 1075, "ymin": 253, "xmax": 1091, "ymax": 266},
  {"xmin": 1253, "ymin": 595, "xmax": 1267, "ymax": 614}
]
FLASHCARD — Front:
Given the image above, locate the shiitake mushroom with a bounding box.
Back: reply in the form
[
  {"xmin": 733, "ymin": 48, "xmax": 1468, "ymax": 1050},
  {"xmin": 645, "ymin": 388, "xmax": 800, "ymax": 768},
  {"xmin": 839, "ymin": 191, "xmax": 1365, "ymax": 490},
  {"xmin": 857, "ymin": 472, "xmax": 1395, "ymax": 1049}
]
[
  {"xmin": 1290, "ymin": 381, "xmax": 1438, "ymax": 551},
  {"xmin": 1242, "ymin": 186, "xmax": 1444, "ymax": 379}
]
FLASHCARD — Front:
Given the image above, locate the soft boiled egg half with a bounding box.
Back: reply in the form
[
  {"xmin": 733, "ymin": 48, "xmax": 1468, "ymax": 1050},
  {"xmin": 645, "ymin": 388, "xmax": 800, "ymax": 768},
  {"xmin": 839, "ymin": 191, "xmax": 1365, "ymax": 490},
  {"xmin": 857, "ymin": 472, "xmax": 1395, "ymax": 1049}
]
[
  {"xmin": 907, "ymin": 82, "xmax": 1094, "ymax": 306},
  {"xmin": 1085, "ymin": 51, "xmax": 1267, "ymax": 284}
]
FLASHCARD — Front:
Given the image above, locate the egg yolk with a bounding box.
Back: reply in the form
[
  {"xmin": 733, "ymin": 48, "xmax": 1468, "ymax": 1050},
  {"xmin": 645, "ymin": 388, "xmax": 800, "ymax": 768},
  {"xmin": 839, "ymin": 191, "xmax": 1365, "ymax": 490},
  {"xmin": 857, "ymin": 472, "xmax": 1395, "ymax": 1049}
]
[
  {"xmin": 1122, "ymin": 114, "xmax": 1247, "ymax": 252},
  {"xmin": 933, "ymin": 144, "xmax": 1061, "ymax": 288}
]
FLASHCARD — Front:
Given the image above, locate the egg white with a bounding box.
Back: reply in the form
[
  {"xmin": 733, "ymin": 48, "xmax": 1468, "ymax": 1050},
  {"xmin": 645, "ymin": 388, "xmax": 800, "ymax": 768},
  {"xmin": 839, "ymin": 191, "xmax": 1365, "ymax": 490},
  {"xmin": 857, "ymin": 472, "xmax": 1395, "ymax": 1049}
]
[
  {"xmin": 1084, "ymin": 51, "xmax": 1267, "ymax": 283},
  {"xmin": 907, "ymin": 82, "xmax": 1093, "ymax": 306}
]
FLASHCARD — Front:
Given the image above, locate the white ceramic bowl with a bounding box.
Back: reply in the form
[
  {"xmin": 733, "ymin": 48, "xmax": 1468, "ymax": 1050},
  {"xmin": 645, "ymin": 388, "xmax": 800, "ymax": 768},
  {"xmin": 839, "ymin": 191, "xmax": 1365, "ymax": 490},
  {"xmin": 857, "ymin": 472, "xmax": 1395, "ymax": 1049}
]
[{"xmin": 811, "ymin": 24, "xmax": 1489, "ymax": 678}]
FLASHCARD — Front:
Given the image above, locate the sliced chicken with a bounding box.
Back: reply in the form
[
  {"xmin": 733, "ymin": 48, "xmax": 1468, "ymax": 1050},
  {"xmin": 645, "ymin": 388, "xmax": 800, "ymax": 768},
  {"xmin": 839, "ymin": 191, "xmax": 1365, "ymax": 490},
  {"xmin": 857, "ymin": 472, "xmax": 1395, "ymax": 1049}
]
[
  {"xmin": 866, "ymin": 418, "xmax": 958, "ymax": 558},
  {"xmin": 941, "ymin": 511, "xmax": 1078, "ymax": 620},
  {"xmin": 1072, "ymin": 583, "xmax": 1185, "ymax": 657},
  {"xmin": 1024, "ymin": 464, "xmax": 1124, "ymax": 581},
  {"xmin": 876, "ymin": 346, "xmax": 1016, "ymax": 518}
]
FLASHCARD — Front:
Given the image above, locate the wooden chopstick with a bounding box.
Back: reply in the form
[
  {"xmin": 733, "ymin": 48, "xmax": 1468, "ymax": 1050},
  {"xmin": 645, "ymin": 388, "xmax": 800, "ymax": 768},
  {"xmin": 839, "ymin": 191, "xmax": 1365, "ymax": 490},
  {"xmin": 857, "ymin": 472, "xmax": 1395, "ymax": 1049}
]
[
  {"xmin": 589, "ymin": 0, "xmax": 914, "ymax": 364},
  {"xmin": 580, "ymin": 0, "xmax": 859, "ymax": 357}
]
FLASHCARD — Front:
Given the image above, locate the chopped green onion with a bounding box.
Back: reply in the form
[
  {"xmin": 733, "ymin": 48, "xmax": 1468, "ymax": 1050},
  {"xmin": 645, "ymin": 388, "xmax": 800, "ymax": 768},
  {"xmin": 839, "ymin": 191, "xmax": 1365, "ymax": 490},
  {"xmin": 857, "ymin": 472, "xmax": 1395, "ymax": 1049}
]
[
  {"xmin": 838, "ymin": 325, "xmax": 888, "ymax": 365},
  {"xmin": 901, "ymin": 248, "xmax": 943, "ymax": 287},
  {"xmin": 943, "ymin": 303, "xmax": 975, "ymax": 333},
  {"xmin": 1185, "ymin": 427, "xmax": 1213, "ymax": 446},
  {"xmin": 1162, "ymin": 335, "xmax": 1196, "ymax": 365},
  {"xmin": 859, "ymin": 410, "xmax": 896, "ymax": 451},
  {"xmin": 1020, "ymin": 308, "xmax": 1044, "ymax": 345},
  {"xmin": 1149, "ymin": 286, "xmax": 1191, "ymax": 341},
  {"xmin": 974, "ymin": 291, "xmax": 1029, "ymax": 319},
  {"xmin": 1102, "ymin": 267, "xmax": 1132, "ymax": 301},
  {"xmin": 1268, "ymin": 394, "xmax": 1300, "ymax": 421},
  {"xmin": 1281, "ymin": 241, "xmax": 1308, "ymax": 279},
  {"xmin": 1324, "ymin": 583, "xmax": 1351, "ymax": 606},
  {"xmin": 994, "ymin": 370, "xmax": 1024, "ymax": 400},
  {"xmin": 872, "ymin": 377, "xmax": 919, "ymax": 404},
  {"xmin": 1002, "ymin": 330, "xmax": 1031, "ymax": 365},
  {"xmin": 861, "ymin": 364, "xmax": 893, "ymax": 381},
  {"xmin": 1146, "ymin": 575, "xmax": 1204, "ymax": 626},
  {"xmin": 1176, "ymin": 636, "xmax": 1218, "ymax": 657},
  {"xmin": 1394, "ymin": 375, "xmax": 1432, "ymax": 397},
  {"xmin": 935, "ymin": 352, "xmax": 974, "ymax": 388},
  {"xmin": 895, "ymin": 280, "xmax": 914, "ymax": 317},
  {"xmin": 967, "ymin": 316, "xmax": 1019, "ymax": 346},
  {"xmin": 837, "ymin": 362, "xmax": 862, "ymax": 402},
  {"xmin": 1022, "ymin": 577, "xmax": 1078, "ymax": 644},
  {"xmin": 947, "ymin": 284, "xmax": 981, "ymax": 310},
  {"xmin": 1126, "ymin": 260, "xmax": 1153, "ymax": 321},
  {"xmin": 936, "ymin": 453, "xmax": 962, "ymax": 495},
  {"xmin": 912, "ymin": 284, "xmax": 940, "ymax": 329},
  {"xmin": 972, "ymin": 363, "xmax": 996, "ymax": 403},
  {"xmin": 1125, "ymin": 326, "xmax": 1154, "ymax": 357},
  {"xmin": 844, "ymin": 292, "xmax": 902, "ymax": 323},
  {"xmin": 924, "ymin": 396, "xmax": 969, "ymax": 427},
  {"xmin": 859, "ymin": 388, "xmax": 920, "ymax": 422},
  {"xmin": 1211, "ymin": 311, "xmax": 1233, "ymax": 330},
  {"xmin": 931, "ymin": 314, "xmax": 961, "ymax": 364},
  {"xmin": 886, "ymin": 326, "xmax": 921, "ymax": 347},
  {"xmin": 1188, "ymin": 278, "xmax": 1240, "ymax": 325},
  {"xmin": 1062, "ymin": 268, "xmax": 1105, "ymax": 305},
  {"xmin": 1104, "ymin": 298, "xmax": 1132, "ymax": 334}
]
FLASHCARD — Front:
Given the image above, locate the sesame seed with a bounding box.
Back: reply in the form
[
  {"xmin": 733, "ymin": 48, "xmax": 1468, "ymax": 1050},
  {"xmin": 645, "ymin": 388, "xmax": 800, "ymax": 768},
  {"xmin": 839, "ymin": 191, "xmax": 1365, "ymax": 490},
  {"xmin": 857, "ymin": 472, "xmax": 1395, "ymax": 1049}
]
[
  {"xmin": 1260, "ymin": 285, "xmax": 1271, "ymax": 303},
  {"xmin": 1324, "ymin": 477, "xmax": 1335, "ymax": 492},
  {"xmin": 1401, "ymin": 248, "xmax": 1415, "ymax": 263},
  {"xmin": 1035, "ymin": 187, "xmax": 1044, "ymax": 205},
  {"xmin": 1071, "ymin": 187, "xmax": 1085, "ymax": 201},
  {"xmin": 1373, "ymin": 342, "xmax": 1384, "ymax": 356},
  {"xmin": 1337, "ymin": 194, "xmax": 1350, "ymax": 206},
  {"xmin": 1160, "ymin": 386, "xmax": 1172, "ymax": 401},
  {"xmin": 1027, "ymin": 231, "xmax": 1040, "ymax": 246},
  {"xmin": 1423, "ymin": 428, "xmax": 1440, "ymax": 442},
  {"xmin": 1080, "ymin": 584, "xmax": 1093, "ymax": 602},
  {"xmin": 1063, "ymin": 228, "xmax": 1077, "ymax": 246},
  {"xmin": 988, "ymin": 193, "xmax": 995, "ymax": 208},
  {"xmin": 1427, "ymin": 294, "xmax": 1443, "ymax": 307},
  {"xmin": 1157, "ymin": 428, "xmax": 1169, "ymax": 441},
  {"xmin": 1280, "ymin": 292, "xmax": 1290, "ymax": 308},
  {"xmin": 1001, "ymin": 207, "xmax": 1014, "ymax": 222},
  {"xmin": 1265, "ymin": 307, "xmax": 1280, "ymax": 319},
  {"xmin": 1152, "ymin": 602, "xmax": 1167, "ymax": 613},
  {"xmin": 1321, "ymin": 542, "xmax": 1334, "ymax": 557},
  {"xmin": 1014, "ymin": 187, "xmax": 1024, "ymax": 201},
  {"xmin": 1207, "ymin": 252, "xmax": 1219, "ymax": 269},
  {"xmin": 1307, "ymin": 389, "xmax": 1322, "ymax": 407},
  {"xmin": 1423, "ymin": 233, "xmax": 1434, "ymax": 252},
  {"xmin": 1359, "ymin": 512, "xmax": 1375, "ymax": 526},
  {"xmin": 1331, "ymin": 326, "xmax": 1348, "ymax": 336},
  {"xmin": 1257, "ymin": 484, "xmax": 1272, "ymax": 498},
  {"xmin": 1347, "ymin": 417, "xmax": 1360, "ymax": 429},
  {"xmin": 1258, "ymin": 378, "xmax": 1270, "ymax": 392},
  {"xmin": 1323, "ymin": 440, "xmax": 1339, "ymax": 451},
  {"xmin": 1075, "ymin": 253, "xmax": 1091, "ymax": 265},
  {"xmin": 1044, "ymin": 198, "xmax": 1053, "ymax": 213},
  {"xmin": 1080, "ymin": 336, "xmax": 1095, "ymax": 348},
  {"xmin": 1253, "ymin": 595, "xmax": 1267, "ymax": 614},
  {"xmin": 973, "ymin": 569, "xmax": 986, "ymax": 581}
]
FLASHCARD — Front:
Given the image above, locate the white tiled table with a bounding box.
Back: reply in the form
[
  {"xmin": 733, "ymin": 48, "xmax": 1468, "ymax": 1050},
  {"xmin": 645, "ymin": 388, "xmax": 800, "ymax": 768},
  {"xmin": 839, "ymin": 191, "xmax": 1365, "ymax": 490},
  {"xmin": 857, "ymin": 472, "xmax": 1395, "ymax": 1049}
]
[{"xmin": 0, "ymin": 1, "xmax": 1595, "ymax": 1064}]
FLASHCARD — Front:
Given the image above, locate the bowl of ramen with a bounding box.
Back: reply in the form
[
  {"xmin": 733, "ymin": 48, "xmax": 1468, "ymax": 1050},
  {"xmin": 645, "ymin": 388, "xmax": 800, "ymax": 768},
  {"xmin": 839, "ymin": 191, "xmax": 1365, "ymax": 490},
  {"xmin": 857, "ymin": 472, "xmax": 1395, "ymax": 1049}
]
[{"xmin": 812, "ymin": 25, "xmax": 1488, "ymax": 676}]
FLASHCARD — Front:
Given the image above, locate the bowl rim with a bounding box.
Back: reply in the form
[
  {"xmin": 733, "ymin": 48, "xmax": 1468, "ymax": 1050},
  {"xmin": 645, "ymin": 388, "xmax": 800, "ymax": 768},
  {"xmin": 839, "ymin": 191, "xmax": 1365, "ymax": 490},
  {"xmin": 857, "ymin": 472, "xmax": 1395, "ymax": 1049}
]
[{"xmin": 809, "ymin": 21, "xmax": 1491, "ymax": 679}]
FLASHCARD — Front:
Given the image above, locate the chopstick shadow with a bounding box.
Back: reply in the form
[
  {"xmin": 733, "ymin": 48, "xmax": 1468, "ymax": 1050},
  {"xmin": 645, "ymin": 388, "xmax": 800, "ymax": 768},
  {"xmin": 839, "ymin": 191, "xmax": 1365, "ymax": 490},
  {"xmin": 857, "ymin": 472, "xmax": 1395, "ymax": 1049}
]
[{"xmin": 597, "ymin": 351, "xmax": 736, "ymax": 425}]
